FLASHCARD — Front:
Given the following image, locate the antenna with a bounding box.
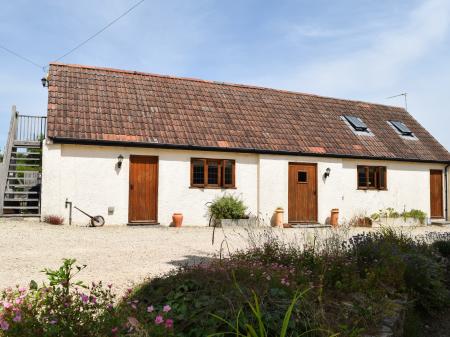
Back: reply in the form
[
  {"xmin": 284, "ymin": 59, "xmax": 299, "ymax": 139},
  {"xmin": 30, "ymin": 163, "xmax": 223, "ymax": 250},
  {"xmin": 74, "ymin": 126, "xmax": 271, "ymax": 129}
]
[{"xmin": 386, "ymin": 92, "xmax": 408, "ymax": 111}]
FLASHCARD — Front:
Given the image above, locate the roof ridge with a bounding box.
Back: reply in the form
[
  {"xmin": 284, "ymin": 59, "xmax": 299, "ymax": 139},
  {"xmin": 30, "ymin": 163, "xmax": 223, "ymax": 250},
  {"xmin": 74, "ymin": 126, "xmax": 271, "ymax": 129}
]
[{"xmin": 49, "ymin": 62, "xmax": 406, "ymax": 112}]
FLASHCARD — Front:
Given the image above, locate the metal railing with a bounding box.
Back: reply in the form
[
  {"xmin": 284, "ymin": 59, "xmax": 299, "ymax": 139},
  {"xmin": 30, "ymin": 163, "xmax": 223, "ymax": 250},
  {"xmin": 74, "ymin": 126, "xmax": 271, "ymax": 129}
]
[{"xmin": 15, "ymin": 115, "xmax": 47, "ymax": 142}]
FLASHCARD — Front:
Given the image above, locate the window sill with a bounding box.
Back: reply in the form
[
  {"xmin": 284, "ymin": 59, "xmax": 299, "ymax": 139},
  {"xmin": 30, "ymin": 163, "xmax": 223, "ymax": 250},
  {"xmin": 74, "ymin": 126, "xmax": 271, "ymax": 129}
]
[
  {"xmin": 357, "ymin": 188, "xmax": 388, "ymax": 191},
  {"xmin": 189, "ymin": 186, "xmax": 236, "ymax": 190}
]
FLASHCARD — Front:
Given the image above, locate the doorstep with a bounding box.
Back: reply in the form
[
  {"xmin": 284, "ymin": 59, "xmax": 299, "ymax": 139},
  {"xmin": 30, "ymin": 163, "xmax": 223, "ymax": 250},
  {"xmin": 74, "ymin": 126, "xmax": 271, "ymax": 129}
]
[
  {"xmin": 286, "ymin": 223, "xmax": 331, "ymax": 229},
  {"xmin": 127, "ymin": 222, "xmax": 160, "ymax": 227}
]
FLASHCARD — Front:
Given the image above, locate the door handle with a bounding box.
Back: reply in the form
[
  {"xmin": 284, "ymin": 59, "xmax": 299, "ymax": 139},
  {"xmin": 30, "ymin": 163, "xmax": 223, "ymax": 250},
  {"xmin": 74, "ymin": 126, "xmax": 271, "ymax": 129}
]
[{"xmin": 130, "ymin": 184, "xmax": 134, "ymax": 190}]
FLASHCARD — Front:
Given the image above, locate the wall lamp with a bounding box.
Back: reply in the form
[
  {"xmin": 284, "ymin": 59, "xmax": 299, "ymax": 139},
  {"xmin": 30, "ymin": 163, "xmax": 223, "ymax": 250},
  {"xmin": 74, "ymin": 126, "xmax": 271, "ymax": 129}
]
[
  {"xmin": 324, "ymin": 167, "xmax": 331, "ymax": 179},
  {"xmin": 41, "ymin": 76, "xmax": 49, "ymax": 88},
  {"xmin": 117, "ymin": 155, "xmax": 124, "ymax": 169}
]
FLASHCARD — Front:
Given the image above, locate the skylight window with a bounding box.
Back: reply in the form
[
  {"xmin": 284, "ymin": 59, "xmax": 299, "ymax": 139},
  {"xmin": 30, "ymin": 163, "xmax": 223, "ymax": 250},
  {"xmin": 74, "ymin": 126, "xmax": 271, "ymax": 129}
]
[
  {"xmin": 343, "ymin": 115, "xmax": 368, "ymax": 132},
  {"xmin": 390, "ymin": 121, "xmax": 412, "ymax": 136}
]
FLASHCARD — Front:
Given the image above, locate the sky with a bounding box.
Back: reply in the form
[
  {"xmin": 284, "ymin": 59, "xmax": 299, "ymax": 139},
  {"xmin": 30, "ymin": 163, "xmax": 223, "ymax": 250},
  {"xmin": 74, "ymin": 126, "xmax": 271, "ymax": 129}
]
[{"xmin": 1, "ymin": 0, "xmax": 450, "ymax": 149}]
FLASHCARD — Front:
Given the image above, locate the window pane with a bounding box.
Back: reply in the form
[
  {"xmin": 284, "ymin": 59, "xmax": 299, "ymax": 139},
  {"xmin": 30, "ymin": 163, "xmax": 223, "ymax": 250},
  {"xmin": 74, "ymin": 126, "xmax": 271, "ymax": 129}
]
[
  {"xmin": 298, "ymin": 171, "xmax": 308, "ymax": 183},
  {"xmin": 378, "ymin": 167, "xmax": 386, "ymax": 189},
  {"xmin": 207, "ymin": 161, "xmax": 219, "ymax": 185},
  {"xmin": 192, "ymin": 160, "xmax": 204, "ymax": 185},
  {"xmin": 368, "ymin": 167, "xmax": 377, "ymax": 188},
  {"xmin": 224, "ymin": 161, "xmax": 233, "ymax": 185},
  {"xmin": 357, "ymin": 167, "xmax": 367, "ymax": 188}
]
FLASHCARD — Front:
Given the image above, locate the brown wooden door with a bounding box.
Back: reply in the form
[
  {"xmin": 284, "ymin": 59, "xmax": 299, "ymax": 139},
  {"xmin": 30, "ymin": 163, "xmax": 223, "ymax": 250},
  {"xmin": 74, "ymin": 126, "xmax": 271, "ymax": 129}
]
[
  {"xmin": 288, "ymin": 163, "xmax": 317, "ymax": 223},
  {"xmin": 129, "ymin": 156, "xmax": 158, "ymax": 223},
  {"xmin": 430, "ymin": 169, "xmax": 443, "ymax": 218}
]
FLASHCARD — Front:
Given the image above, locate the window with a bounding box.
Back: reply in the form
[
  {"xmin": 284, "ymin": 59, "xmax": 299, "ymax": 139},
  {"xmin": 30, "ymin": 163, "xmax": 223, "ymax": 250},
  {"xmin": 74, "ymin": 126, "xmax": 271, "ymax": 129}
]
[
  {"xmin": 343, "ymin": 115, "xmax": 368, "ymax": 132},
  {"xmin": 297, "ymin": 171, "xmax": 308, "ymax": 183},
  {"xmin": 390, "ymin": 120, "xmax": 413, "ymax": 136},
  {"xmin": 190, "ymin": 158, "xmax": 235, "ymax": 188},
  {"xmin": 357, "ymin": 166, "xmax": 387, "ymax": 190}
]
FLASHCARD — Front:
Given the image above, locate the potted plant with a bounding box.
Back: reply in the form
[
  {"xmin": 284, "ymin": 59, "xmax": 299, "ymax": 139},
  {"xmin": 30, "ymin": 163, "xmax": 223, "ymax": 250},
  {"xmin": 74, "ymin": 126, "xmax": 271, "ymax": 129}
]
[{"xmin": 207, "ymin": 195, "xmax": 249, "ymax": 227}]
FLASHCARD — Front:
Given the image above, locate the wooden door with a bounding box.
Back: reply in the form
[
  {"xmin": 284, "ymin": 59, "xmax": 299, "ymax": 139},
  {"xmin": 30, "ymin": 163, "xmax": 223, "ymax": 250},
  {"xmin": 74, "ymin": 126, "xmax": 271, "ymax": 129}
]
[
  {"xmin": 430, "ymin": 169, "xmax": 443, "ymax": 218},
  {"xmin": 129, "ymin": 156, "xmax": 158, "ymax": 223},
  {"xmin": 288, "ymin": 163, "xmax": 317, "ymax": 223}
]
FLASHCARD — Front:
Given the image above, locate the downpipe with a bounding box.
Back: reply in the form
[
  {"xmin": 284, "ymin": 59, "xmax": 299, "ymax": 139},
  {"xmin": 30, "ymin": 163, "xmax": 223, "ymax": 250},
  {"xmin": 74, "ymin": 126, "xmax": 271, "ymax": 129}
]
[{"xmin": 445, "ymin": 164, "xmax": 449, "ymax": 221}]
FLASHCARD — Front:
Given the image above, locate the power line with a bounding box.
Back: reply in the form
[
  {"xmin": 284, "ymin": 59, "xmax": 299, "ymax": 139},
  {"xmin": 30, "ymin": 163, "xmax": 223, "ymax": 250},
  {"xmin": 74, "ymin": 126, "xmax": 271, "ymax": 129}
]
[
  {"xmin": 0, "ymin": 43, "xmax": 45, "ymax": 72},
  {"xmin": 386, "ymin": 93, "xmax": 408, "ymax": 111},
  {"xmin": 53, "ymin": 0, "xmax": 146, "ymax": 62}
]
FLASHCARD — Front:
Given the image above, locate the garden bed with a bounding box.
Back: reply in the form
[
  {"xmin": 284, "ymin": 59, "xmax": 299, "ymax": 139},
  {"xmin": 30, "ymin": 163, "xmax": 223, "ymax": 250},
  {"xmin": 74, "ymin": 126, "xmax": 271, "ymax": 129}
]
[{"xmin": 1, "ymin": 229, "xmax": 449, "ymax": 336}]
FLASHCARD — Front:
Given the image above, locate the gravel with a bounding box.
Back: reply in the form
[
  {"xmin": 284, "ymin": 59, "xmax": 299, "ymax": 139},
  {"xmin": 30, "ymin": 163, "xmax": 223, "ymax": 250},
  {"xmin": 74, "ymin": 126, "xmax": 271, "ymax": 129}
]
[{"xmin": 1, "ymin": 219, "xmax": 449, "ymax": 293}]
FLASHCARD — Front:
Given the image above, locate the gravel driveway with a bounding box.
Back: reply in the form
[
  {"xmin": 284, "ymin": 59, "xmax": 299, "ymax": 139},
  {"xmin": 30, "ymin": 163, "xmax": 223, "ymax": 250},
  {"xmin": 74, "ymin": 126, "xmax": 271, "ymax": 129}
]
[{"xmin": 1, "ymin": 219, "xmax": 449, "ymax": 293}]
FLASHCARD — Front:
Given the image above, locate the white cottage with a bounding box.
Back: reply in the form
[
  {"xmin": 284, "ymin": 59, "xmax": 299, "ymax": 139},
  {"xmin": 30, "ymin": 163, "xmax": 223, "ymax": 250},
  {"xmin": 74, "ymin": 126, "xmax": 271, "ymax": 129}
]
[{"xmin": 35, "ymin": 63, "xmax": 450, "ymax": 226}]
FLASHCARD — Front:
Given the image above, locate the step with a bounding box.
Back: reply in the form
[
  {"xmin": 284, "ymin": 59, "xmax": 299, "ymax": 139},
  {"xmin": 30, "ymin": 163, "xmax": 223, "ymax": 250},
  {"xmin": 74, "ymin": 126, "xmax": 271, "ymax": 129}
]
[
  {"xmin": 3, "ymin": 206, "xmax": 39, "ymax": 210},
  {"xmin": 0, "ymin": 214, "xmax": 40, "ymax": 218},
  {"xmin": 11, "ymin": 157, "xmax": 41, "ymax": 161},
  {"xmin": 8, "ymin": 170, "xmax": 41, "ymax": 173},
  {"xmin": 4, "ymin": 198, "xmax": 39, "ymax": 202},
  {"xmin": 13, "ymin": 141, "xmax": 41, "ymax": 147},
  {"xmin": 6, "ymin": 184, "xmax": 39, "ymax": 188},
  {"xmin": 11, "ymin": 152, "xmax": 41, "ymax": 156},
  {"xmin": 4, "ymin": 191, "xmax": 39, "ymax": 194},
  {"xmin": 9, "ymin": 164, "xmax": 41, "ymax": 167}
]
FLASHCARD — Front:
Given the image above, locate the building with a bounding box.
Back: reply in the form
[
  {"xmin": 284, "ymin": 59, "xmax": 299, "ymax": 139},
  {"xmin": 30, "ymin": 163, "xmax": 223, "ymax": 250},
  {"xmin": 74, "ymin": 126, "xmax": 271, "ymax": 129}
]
[{"xmin": 31, "ymin": 63, "xmax": 450, "ymax": 225}]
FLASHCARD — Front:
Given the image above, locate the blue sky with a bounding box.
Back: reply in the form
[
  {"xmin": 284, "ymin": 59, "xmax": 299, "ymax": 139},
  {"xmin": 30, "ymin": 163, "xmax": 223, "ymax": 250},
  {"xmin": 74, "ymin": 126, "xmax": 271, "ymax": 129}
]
[{"xmin": 1, "ymin": 0, "xmax": 450, "ymax": 149}]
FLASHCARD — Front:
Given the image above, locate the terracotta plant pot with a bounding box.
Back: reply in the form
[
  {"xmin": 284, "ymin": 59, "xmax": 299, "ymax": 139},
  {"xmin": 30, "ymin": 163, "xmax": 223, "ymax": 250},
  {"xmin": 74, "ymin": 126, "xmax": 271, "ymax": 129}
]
[
  {"xmin": 172, "ymin": 213, "xmax": 183, "ymax": 227},
  {"xmin": 330, "ymin": 208, "xmax": 339, "ymax": 228},
  {"xmin": 274, "ymin": 207, "xmax": 284, "ymax": 228}
]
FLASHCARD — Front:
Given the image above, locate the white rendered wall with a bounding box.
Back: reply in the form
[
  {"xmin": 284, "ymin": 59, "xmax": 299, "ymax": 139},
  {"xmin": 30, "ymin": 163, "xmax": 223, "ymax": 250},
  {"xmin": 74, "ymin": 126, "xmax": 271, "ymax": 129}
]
[
  {"xmin": 42, "ymin": 142, "xmax": 447, "ymax": 226},
  {"xmin": 41, "ymin": 142, "xmax": 258, "ymax": 226},
  {"xmin": 258, "ymin": 154, "xmax": 446, "ymax": 224}
]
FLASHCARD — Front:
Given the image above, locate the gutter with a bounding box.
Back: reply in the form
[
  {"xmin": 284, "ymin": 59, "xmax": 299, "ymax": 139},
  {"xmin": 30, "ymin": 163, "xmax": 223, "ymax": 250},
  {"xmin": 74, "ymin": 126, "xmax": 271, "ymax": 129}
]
[
  {"xmin": 446, "ymin": 164, "xmax": 449, "ymax": 221},
  {"xmin": 49, "ymin": 136, "xmax": 450, "ymax": 165}
]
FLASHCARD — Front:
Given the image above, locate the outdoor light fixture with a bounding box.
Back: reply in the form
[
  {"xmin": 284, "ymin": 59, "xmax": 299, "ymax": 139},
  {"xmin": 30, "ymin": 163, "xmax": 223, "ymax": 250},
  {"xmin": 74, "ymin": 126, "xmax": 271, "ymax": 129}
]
[
  {"xmin": 41, "ymin": 76, "xmax": 48, "ymax": 88},
  {"xmin": 117, "ymin": 154, "xmax": 124, "ymax": 169},
  {"xmin": 324, "ymin": 167, "xmax": 331, "ymax": 179}
]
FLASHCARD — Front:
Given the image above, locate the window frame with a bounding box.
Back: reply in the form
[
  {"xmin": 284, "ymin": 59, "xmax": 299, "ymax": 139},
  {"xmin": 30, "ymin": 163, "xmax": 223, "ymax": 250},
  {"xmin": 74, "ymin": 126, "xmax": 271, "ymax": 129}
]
[
  {"xmin": 357, "ymin": 165, "xmax": 387, "ymax": 190},
  {"xmin": 190, "ymin": 158, "xmax": 236, "ymax": 189}
]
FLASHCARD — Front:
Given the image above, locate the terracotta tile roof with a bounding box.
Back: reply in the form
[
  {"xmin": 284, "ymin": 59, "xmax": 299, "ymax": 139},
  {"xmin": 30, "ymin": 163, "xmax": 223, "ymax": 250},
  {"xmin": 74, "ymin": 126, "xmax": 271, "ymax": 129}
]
[{"xmin": 47, "ymin": 63, "xmax": 450, "ymax": 163}]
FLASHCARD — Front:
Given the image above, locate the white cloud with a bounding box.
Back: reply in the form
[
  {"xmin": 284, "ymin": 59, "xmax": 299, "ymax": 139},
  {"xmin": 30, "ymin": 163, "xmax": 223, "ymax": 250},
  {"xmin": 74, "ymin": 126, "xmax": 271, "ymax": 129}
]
[{"xmin": 288, "ymin": 0, "xmax": 450, "ymax": 95}]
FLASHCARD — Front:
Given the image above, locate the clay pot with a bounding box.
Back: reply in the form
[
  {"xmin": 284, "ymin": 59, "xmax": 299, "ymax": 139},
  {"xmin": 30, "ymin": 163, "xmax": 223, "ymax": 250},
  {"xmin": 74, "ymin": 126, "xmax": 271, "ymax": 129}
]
[
  {"xmin": 172, "ymin": 213, "xmax": 183, "ymax": 227},
  {"xmin": 274, "ymin": 207, "xmax": 284, "ymax": 228},
  {"xmin": 330, "ymin": 209, "xmax": 339, "ymax": 228}
]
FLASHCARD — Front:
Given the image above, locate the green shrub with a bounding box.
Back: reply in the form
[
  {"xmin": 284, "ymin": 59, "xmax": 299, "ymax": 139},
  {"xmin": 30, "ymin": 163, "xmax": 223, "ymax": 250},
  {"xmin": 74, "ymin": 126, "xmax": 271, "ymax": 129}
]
[
  {"xmin": 432, "ymin": 240, "xmax": 450, "ymax": 258},
  {"xmin": 403, "ymin": 253, "xmax": 450, "ymax": 313},
  {"xmin": 0, "ymin": 259, "xmax": 175, "ymax": 337},
  {"xmin": 208, "ymin": 194, "xmax": 247, "ymax": 220}
]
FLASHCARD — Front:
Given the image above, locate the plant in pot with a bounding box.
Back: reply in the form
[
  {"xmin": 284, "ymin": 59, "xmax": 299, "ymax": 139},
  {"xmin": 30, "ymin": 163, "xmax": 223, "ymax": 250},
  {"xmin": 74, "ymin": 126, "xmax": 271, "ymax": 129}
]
[{"xmin": 207, "ymin": 194, "xmax": 248, "ymax": 227}]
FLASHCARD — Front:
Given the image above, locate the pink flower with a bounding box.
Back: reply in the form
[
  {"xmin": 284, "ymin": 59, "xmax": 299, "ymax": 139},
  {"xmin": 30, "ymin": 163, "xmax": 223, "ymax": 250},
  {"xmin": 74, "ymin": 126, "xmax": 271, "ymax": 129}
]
[
  {"xmin": 154, "ymin": 315, "xmax": 164, "ymax": 325},
  {"xmin": 13, "ymin": 313, "xmax": 22, "ymax": 322},
  {"xmin": 147, "ymin": 305, "xmax": 154, "ymax": 313},
  {"xmin": 15, "ymin": 298, "xmax": 23, "ymax": 305},
  {"xmin": 80, "ymin": 294, "xmax": 89, "ymax": 304},
  {"xmin": 163, "ymin": 304, "xmax": 171, "ymax": 312},
  {"xmin": 0, "ymin": 320, "xmax": 9, "ymax": 331},
  {"xmin": 2, "ymin": 301, "xmax": 12, "ymax": 309},
  {"xmin": 18, "ymin": 287, "xmax": 26, "ymax": 293},
  {"xmin": 165, "ymin": 318, "xmax": 174, "ymax": 329},
  {"xmin": 50, "ymin": 319, "xmax": 58, "ymax": 325},
  {"xmin": 111, "ymin": 327, "xmax": 118, "ymax": 333}
]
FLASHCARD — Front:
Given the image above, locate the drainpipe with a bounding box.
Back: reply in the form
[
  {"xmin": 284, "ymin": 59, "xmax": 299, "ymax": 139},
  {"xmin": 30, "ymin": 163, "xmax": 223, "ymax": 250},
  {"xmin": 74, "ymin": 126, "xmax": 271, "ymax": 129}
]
[{"xmin": 445, "ymin": 164, "xmax": 449, "ymax": 221}]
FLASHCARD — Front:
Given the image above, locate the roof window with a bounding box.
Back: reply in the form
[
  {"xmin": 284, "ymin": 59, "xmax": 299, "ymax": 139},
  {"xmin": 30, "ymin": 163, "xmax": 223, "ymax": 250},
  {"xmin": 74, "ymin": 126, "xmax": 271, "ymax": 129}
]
[
  {"xmin": 343, "ymin": 115, "xmax": 368, "ymax": 132},
  {"xmin": 390, "ymin": 120, "xmax": 413, "ymax": 136}
]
